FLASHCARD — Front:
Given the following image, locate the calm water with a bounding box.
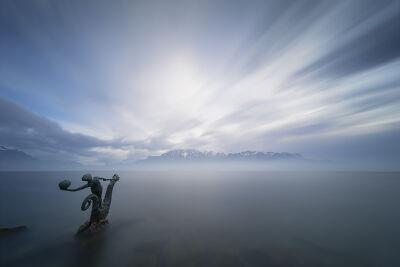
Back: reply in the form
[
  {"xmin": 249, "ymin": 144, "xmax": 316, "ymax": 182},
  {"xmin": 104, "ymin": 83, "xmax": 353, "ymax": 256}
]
[{"xmin": 1, "ymin": 171, "xmax": 399, "ymax": 267}]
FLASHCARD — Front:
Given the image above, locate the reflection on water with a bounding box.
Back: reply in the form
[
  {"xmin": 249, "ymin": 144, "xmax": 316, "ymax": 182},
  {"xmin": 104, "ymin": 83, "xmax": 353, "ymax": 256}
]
[{"xmin": 1, "ymin": 171, "xmax": 400, "ymax": 266}]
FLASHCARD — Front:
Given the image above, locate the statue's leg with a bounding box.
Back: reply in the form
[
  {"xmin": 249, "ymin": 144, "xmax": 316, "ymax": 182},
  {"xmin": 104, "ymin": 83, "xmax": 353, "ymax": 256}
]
[{"xmin": 101, "ymin": 180, "xmax": 117, "ymax": 218}]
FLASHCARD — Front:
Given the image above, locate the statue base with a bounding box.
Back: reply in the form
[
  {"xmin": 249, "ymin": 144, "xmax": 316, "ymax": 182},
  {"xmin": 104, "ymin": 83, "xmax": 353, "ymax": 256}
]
[{"xmin": 76, "ymin": 219, "xmax": 108, "ymax": 236}]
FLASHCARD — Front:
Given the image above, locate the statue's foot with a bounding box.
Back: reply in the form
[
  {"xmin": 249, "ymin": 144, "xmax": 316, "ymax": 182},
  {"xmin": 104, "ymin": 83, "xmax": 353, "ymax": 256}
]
[
  {"xmin": 76, "ymin": 219, "xmax": 108, "ymax": 236},
  {"xmin": 76, "ymin": 221, "xmax": 91, "ymax": 234}
]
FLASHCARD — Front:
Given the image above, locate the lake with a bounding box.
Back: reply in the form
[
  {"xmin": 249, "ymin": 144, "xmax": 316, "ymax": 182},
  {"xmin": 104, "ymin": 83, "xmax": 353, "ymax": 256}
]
[{"xmin": 1, "ymin": 171, "xmax": 399, "ymax": 266}]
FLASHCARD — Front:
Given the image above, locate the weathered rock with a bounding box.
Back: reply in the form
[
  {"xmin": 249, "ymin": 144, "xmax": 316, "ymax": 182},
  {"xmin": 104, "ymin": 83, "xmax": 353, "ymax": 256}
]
[{"xmin": 0, "ymin": 225, "xmax": 28, "ymax": 236}]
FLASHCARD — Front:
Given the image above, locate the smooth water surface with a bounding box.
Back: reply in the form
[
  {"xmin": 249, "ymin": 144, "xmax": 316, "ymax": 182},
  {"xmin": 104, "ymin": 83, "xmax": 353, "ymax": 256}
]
[{"xmin": 1, "ymin": 171, "xmax": 399, "ymax": 266}]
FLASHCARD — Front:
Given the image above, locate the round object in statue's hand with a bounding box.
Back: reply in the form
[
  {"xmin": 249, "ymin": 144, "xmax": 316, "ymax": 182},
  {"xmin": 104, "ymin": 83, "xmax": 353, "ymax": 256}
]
[{"xmin": 59, "ymin": 179, "xmax": 71, "ymax": 190}]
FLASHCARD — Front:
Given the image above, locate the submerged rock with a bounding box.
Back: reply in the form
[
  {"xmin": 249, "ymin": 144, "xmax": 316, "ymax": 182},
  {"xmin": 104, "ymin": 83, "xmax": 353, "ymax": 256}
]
[{"xmin": 0, "ymin": 225, "xmax": 28, "ymax": 236}]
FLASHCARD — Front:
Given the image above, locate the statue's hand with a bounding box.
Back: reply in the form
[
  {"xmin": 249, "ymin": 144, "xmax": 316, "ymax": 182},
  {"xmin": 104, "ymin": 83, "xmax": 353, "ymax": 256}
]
[
  {"xmin": 59, "ymin": 179, "xmax": 71, "ymax": 190},
  {"xmin": 112, "ymin": 174, "xmax": 120, "ymax": 182}
]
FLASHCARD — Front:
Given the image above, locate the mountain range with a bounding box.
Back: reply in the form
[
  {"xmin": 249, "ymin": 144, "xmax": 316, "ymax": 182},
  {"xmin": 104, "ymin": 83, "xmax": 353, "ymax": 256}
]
[
  {"xmin": 141, "ymin": 149, "xmax": 302, "ymax": 163},
  {"xmin": 0, "ymin": 146, "xmax": 304, "ymax": 170}
]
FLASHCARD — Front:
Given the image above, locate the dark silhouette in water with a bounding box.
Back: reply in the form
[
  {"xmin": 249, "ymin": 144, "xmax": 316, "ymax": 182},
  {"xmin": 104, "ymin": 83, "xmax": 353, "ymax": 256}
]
[
  {"xmin": 59, "ymin": 173, "xmax": 120, "ymax": 235},
  {"xmin": 0, "ymin": 225, "xmax": 27, "ymax": 236}
]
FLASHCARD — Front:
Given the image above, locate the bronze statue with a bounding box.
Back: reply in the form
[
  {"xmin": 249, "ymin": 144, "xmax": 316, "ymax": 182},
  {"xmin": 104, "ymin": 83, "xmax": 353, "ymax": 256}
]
[{"xmin": 59, "ymin": 173, "xmax": 120, "ymax": 235}]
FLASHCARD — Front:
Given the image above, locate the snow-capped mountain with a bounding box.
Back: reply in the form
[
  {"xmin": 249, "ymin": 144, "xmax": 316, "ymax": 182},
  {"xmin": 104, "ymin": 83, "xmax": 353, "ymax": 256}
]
[{"xmin": 142, "ymin": 149, "xmax": 302, "ymax": 163}]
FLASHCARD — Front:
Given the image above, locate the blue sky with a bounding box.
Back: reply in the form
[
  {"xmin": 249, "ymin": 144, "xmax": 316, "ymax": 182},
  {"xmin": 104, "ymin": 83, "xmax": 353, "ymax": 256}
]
[{"xmin": 0, "ymin": 0, "xmax": 399, "ymax": 168}]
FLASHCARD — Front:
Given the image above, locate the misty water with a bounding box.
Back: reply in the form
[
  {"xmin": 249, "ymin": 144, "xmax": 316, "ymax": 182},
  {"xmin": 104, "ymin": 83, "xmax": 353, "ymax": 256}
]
[{"xmin": 1, "ymin": 171, "xmax": 399, "ymax": 267}]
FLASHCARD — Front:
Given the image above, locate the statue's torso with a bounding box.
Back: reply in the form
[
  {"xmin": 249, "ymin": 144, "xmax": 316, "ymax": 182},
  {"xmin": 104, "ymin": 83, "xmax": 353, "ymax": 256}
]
[{"xmin": 90, "ymin": 178, "xmax": 103, "ymax": 200}]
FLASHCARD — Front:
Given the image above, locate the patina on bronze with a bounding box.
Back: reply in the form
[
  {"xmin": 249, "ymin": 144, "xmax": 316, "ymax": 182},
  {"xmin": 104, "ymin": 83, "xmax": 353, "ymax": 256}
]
[{"xmin": 59, "ymin": 173, "xmax": 120, "ymax": 235}]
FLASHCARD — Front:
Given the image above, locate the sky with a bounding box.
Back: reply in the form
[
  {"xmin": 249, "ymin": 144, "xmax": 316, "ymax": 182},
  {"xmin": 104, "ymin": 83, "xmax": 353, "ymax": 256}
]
[{"xmin": 0, "ymin": 0, "xmax": 399, "ymax": 168}]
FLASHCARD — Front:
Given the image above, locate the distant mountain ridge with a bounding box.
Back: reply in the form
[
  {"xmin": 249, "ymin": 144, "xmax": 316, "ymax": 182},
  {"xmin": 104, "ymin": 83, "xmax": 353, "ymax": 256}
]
[
  {"xmin": 0, "ymin": 146, "xmax": 304, "ymax": 170},
  {"xmin": 0, "ymin": 145, "xmax": 38, "ymax": 169},
  {"xmin": 0, "ymin": 145, "xmax": 82, "ymax": 170},
  {"xmin": 141, "ymin": 149, "xmax": 302, "ymax": 163}
]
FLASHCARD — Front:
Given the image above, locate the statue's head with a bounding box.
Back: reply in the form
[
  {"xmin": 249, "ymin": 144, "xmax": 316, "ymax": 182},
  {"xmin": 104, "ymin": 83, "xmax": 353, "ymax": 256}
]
[{"xmin": 82, "ymin": 173, "xmax": 92, "ymax": 182}]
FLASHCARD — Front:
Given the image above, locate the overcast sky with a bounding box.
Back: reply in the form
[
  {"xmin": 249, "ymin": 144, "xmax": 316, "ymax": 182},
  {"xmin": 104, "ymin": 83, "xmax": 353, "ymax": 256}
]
[{"xmin": 0, "ymin": 0, "xmax": 399, "ymax": 167}]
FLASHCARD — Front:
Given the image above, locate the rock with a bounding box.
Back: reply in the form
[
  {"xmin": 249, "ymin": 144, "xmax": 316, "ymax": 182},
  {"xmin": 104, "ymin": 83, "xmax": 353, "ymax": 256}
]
[{"xmin": 0, "ymin": 225, "xmax": 28, "ymax": 236}]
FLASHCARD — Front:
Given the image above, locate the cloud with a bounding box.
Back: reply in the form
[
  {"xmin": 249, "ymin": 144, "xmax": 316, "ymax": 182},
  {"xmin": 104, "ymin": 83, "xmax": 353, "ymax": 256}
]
[
  {"xmin": 0, "ymin": 97, "xmax": 168, "ymax": 165},
  {"xmin": 0, "ymin": 97, "xmax": 105, "ymax": 158},
  {"xmin": 0, "ymin": 96, "xmax": 195, "ymax": 165},
  {"xmin": 292, "ymin": 4, "xmax": 400, "ymax": 81}
]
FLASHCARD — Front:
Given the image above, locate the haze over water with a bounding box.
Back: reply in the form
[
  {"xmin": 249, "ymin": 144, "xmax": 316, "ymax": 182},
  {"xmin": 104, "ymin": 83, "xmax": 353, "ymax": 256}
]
[{"xmin": 1, "ymin": 171, "xmax": 400, "ymax": 267}]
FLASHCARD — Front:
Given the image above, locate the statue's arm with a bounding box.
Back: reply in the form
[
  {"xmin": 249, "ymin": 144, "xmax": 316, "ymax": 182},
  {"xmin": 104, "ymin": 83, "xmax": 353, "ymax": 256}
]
[{"xmin": 63, "ymin": 183, "xmax": 89, "ymax": 191}]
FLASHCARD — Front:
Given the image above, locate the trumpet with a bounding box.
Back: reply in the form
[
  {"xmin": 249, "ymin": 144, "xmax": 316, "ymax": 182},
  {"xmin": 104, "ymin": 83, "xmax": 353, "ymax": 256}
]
[
  {"xmin": 94, "ymin": 177, "xmax": 113, "ymax": 181},
  {"xmin": 94, "ymin": 174, "xmax": 120, "ymax": 182}
]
